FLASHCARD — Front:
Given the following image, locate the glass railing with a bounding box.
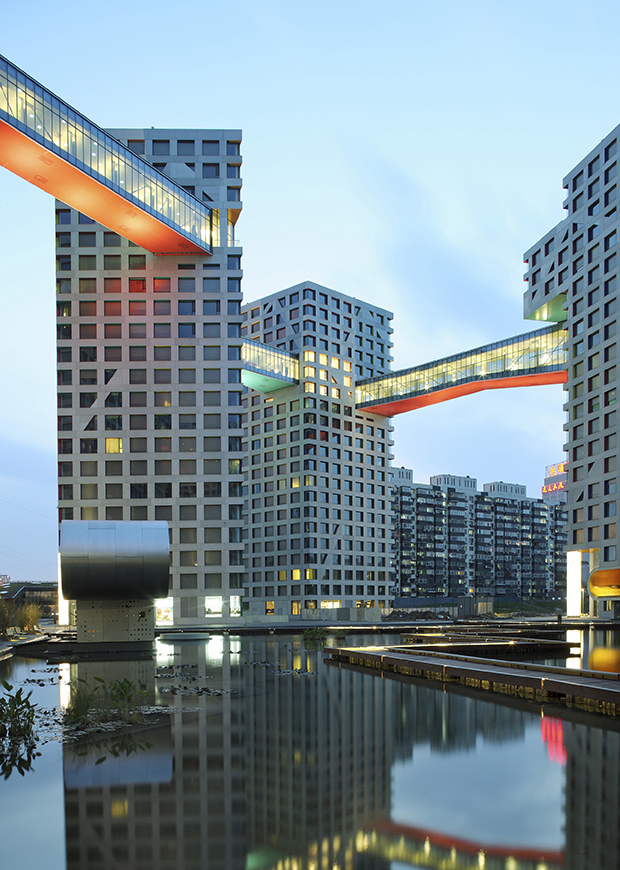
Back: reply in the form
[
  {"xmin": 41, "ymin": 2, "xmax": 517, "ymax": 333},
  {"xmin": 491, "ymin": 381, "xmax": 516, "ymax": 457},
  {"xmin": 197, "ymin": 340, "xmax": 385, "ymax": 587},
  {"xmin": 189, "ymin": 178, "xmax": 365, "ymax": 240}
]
[
  {"xmin": 356, "ymin": 324, "xmax": 567, "ymax": 407},
  {"xmin": 0, "ymin": 54, "xmax": 214, "ymax": 252},
  {"xmin": 242, "ymin": 340, "xmax": 299, "ymax": 383}
]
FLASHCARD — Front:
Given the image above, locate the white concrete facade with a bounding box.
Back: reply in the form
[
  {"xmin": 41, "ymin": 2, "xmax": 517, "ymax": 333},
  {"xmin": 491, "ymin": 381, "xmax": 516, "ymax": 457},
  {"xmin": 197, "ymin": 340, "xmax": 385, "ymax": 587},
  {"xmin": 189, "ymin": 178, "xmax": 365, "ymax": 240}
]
[
  {"xmin": 56, "ymin": 128, "xmax": 246, "ymax": 626},
  {"xmin": 241, "ymin": 281, "xmax": 395, "ymax": 616},
  {"xmin": 524, "ymin": 125, "xmax": 620, "ymax": 612}
]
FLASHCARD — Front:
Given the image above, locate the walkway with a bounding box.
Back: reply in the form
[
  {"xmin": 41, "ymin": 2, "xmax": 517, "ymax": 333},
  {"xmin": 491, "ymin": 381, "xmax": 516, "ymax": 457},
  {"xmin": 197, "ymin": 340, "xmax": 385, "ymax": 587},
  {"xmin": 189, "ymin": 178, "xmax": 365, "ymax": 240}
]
[
  {"xmin": 0, "ymin": 54, "xmax": 213, "ymax": 254},
  {"xmin": 326, "ymin": 645, "xmax": 620, "ymax": 716},
  {"xmin": 242, "ymin": 323, "xmax": 567, "ymax": 415}
]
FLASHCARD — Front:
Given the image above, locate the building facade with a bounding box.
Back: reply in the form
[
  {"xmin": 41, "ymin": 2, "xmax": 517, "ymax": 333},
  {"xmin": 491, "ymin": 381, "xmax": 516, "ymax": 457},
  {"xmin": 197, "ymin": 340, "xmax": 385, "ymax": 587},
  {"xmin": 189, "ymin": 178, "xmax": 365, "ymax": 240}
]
[
  {"xmin": 241, "ymin": 282, "xmax": 395, "ymax": 617},
  {"xmin": 56, "ymin": 128, "xmax": 246, "ymax": 626},
  {"xmin": 523, "ymin": 126, "xmax": 620, "ymax": 605},
  {"xmin": 389, "ymin": 472, "xmax": 567, "ymax": 599}
]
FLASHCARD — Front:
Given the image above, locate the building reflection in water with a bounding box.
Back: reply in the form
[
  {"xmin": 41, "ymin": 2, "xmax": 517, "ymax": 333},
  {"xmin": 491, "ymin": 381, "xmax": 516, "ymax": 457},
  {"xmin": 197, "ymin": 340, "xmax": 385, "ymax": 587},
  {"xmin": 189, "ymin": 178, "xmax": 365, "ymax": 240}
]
[{"xmin": 61, "ymin": 635, "xmax": 620, "ymax": 870}]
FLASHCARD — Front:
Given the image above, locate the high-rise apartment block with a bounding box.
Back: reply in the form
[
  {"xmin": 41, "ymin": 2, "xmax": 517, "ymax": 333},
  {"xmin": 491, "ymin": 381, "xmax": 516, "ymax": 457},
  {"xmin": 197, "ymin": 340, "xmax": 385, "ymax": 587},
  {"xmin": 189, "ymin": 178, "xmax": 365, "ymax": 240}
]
[
  {"xmin": 56, "ymin": 129, "xmax": 246, "ymax": 626},
  {"xmin": 389, "ymin": 471, "xmax": 567, "ymax": 599},
  {"xmin": 523, "ymin": 125, "xmax": 620, "ymax": 607},
  {"xmin": 240, "ymin": 282, "xmax": 395, "ymax": 617}
]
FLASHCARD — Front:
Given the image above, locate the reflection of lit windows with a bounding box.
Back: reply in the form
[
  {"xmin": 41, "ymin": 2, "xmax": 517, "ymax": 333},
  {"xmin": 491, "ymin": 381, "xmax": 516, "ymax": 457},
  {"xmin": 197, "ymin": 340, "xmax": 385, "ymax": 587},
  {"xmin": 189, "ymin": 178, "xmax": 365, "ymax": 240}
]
[{"xmin": 110, "ymin": 801, "xmax": 128, "ymax": 819}]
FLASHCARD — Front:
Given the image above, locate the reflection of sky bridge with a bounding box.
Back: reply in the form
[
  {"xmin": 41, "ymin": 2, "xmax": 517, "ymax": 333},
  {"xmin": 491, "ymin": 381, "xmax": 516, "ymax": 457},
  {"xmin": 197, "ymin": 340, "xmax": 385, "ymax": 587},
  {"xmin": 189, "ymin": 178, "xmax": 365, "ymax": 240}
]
[
  {"xmin": 242, "ymin": 323, "xmax": 568, "ymax": 415},
  {"xmin": 0, "ymin": 54, "xmax": 215, "ymax": 254},
  {"xmin": 358, "ymin": 820, "xmax": 564, "ymax": 870}
]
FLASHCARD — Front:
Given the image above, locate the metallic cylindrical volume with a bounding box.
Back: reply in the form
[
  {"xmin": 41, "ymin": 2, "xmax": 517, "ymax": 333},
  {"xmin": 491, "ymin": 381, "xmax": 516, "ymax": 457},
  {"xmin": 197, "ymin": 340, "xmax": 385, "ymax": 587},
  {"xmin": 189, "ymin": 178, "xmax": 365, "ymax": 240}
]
[{"xmin": 60, "ymin": 520, "xmax": 170, "ymax": 601}]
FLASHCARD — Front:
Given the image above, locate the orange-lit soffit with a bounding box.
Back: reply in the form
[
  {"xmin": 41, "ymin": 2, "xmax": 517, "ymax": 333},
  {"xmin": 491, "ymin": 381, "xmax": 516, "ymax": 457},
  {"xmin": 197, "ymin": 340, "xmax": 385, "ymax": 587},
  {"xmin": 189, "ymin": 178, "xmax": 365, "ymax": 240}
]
[
  {"xmin": 0, "ymin": 120, "xmax": 206, "ymax": 255},
  {"xmin": 362, "ymin": 369, "xmax": 567, "ymax": 417},
  {"xmin": 588, "ymin": 567, "xmax": 620, "ymax": 600}
]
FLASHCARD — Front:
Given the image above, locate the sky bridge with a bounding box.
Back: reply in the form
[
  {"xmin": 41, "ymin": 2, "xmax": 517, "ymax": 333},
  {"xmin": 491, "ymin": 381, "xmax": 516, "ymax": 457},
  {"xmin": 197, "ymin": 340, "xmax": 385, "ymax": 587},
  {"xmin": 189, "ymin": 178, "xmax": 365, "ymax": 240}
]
[
  {"xmin": 0, "ymin": 54, "xmax": 214, "ymax": 255},
  {"xmin": 242, "ymin": 323, "xmax": 568, "ymax": 415}
]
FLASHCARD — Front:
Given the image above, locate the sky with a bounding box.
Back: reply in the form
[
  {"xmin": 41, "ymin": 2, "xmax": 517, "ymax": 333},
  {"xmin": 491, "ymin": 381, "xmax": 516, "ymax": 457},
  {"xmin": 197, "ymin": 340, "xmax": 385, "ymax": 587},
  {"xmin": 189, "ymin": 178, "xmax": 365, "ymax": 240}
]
[
  {"xmin": 392, "ymin": 720, "xmax": 564, "ymax": 850},
  {"xmin": 2, "ymin": 0, "xmax": 620, "ymax": 582}
]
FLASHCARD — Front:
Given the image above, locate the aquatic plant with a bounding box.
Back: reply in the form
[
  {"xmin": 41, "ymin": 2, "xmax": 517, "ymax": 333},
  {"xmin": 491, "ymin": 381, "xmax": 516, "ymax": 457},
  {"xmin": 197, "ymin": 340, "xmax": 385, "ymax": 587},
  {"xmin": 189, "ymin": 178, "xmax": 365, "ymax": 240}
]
[
  {"xmin": 304, "ymin": 626, "xmax": 328, "ymax": 646},
  {"xmin": 65, "ymin": 677, "xmax": 148, "ymax": 727},
  {"xmin": 0, "ymin": 680, "xmax": 40, "ymax": 778}
]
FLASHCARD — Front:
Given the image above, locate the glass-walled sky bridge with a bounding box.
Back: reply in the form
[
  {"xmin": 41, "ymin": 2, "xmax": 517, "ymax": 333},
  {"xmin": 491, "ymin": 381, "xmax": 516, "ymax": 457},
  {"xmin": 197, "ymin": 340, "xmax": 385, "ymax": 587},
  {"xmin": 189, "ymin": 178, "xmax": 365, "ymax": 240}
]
[
  {"xmin": 0, "ymin": 54, "xmax": 214, "ymax": 255},
  {"xmin": 356, "ymin": 324, "xmax": 567, "ymax": 416},
  {"xmin": 241, "ymin": 340, "xmax": 300, "ymax": 392},
  {"xmin": 242, "ymin": 324, "xmax": 568, "ymax": 415}
]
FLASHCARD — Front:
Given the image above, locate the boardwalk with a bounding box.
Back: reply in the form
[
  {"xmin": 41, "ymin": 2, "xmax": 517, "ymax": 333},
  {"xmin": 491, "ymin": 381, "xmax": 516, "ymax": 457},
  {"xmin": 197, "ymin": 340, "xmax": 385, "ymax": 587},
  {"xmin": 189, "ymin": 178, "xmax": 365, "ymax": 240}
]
[{"xmin": 326, "ymin": 645, "xmax": 620, "ymax": 716}]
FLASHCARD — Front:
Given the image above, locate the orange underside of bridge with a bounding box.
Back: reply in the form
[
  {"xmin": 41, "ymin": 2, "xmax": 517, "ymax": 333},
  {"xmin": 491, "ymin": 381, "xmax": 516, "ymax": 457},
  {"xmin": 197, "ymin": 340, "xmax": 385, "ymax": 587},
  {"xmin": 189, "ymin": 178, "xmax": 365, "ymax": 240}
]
[
  {"xmin": 362, "ymin": 369, "xmax": 568, "ymax": 417},
  {"xmin": 368, "ymin": 820, "xmax": 564, "ymax": 864},
  {"xmin": 588, "ymin": 567, "xmax": 620, "ymax": 599},
  {"xmin": 0, "ymin": 119, "xmax": 207, "ymax": 254}
]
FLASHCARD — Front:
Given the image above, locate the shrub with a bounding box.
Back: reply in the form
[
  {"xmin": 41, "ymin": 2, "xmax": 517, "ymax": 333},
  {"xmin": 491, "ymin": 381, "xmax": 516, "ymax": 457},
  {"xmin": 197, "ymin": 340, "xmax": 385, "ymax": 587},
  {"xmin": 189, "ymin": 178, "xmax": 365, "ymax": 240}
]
[{"xmin": 0, "ymin": 602, "xmax": 14, "ymax": 640}]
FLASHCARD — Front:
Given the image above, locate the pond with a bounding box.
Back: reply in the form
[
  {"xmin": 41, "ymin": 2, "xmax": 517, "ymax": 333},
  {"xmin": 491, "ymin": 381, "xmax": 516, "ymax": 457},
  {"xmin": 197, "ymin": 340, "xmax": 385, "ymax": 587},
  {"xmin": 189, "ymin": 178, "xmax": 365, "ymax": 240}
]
[{"xmin": 0, "ymin": 632, "xmax": 617, "ymax": 869}]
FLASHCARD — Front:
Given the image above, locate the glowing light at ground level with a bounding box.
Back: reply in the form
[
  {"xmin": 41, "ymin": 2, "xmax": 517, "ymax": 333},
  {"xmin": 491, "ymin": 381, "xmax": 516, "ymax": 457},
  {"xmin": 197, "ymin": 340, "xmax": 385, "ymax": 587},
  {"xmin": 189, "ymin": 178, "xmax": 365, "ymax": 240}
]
[{"xmin": 566, "ymin": 551, "xmax": 583, "ymax": 616}]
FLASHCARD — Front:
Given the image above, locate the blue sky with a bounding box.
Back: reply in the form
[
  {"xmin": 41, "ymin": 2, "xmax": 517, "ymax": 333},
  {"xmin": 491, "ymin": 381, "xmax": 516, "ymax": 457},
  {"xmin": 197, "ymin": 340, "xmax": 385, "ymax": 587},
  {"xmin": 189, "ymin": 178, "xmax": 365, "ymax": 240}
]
[{"xmin": 1, "ymin": 0, "xmax": 619, "ymax": 581}]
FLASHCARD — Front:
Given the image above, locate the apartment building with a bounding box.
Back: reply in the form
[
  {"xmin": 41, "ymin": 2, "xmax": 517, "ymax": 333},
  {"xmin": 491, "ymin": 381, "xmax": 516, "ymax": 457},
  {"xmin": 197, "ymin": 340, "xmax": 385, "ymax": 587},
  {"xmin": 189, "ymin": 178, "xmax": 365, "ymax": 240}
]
[
  {"xmin": 55, "ymin": 128, "xmax": 246, "ymax": 626},
  {"xmin": 241, "ymin": 281, "xmax": 395, "ymax": 617},
  {"xmin": 389, "ymin": 471, "xmax": 567, "ymax": 599},
  {"xmin": 523, "ymin": 126, "xmax": 620, "ymax": 604}
]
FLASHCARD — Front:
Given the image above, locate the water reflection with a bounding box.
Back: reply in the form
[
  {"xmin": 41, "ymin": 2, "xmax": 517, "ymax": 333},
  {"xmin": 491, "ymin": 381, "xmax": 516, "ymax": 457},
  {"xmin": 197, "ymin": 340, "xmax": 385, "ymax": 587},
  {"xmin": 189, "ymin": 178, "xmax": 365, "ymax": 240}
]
[{"xmin": 3, "ymin": 635, "xmax": 620, "ymax": 868}]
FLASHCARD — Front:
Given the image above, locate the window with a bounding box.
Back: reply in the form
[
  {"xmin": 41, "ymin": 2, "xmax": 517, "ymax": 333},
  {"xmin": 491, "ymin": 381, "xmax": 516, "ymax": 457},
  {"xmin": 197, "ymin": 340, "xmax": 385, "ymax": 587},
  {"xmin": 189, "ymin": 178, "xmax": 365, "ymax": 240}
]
[
  {"xmin": 227, "ymin": 187, "xmax": 241, "ymax": 202},
  {"xmin": 178, "ymin": 300, "xmax": 196, "ymax": 315},
  {"xmin": 226, "ymin": 141, "xmax": 240, "ymax": 155},
  {"xmin": 202, "ymin": 164, "xmax": 219, "ymax": 178},
  {"xmin": 202, "ymin": 140, "xmax": 219, "ymax": 155},
  {"xmin": 128, "ymin": 255, "xmax": 146, "ymax": 270},
  {"xmin": 178, "ymin": 277, "xmax": 195, "ymax": 293},
  {"xmin": 152, "ymin": 140, "xmax": 170, "ymax": 155},
  {"xmin": 153, "ymin": 300, "xmax": 170, "ymax": 315},
  {"xmin": 177, "ymin": 140, "xmax": 195, "ymax": 156}
]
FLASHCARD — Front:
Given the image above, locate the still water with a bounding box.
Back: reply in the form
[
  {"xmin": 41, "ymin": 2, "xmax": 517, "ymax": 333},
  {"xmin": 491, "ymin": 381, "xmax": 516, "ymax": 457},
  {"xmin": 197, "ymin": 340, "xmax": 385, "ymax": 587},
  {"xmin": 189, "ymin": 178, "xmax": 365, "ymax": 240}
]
[{"xmin": 0, "ymin": 632, "xmax": 617, "ymax": 870}]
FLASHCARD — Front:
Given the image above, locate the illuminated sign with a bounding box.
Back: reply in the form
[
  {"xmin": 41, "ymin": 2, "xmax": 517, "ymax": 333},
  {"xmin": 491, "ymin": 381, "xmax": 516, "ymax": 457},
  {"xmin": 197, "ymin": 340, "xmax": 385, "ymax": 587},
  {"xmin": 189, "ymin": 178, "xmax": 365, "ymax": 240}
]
[
  {"xmin": 542, "ymin": 481, "xmax": 566, "ymax": 494},
  {"xmin": 545, "ymin": 461, "xmax": 568, "ymax": 477}
]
